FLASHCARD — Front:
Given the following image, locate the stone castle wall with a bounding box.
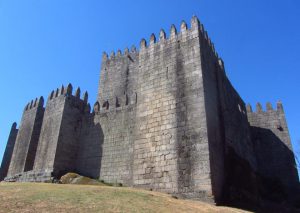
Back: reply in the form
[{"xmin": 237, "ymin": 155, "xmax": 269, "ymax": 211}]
[
  {"xmin": 93, "ymin": 17, "xmax": 215, "ymax": 199},
  {"xmin": 97, "ymin": 105, "xmax": 136, "ymax": 185},
  {"xmin": 0, "ymin": 123, "xmax": 18, "ymax": 180},
  {"xmin": 198, "ymin": 21, "xmax": 259, "ymax": 203},
  {"xmin": 33, "ymin": 84, "xmax": 88, "ymax": 178},
  {"xmin": 247, "ymin": 103, "xmax": 299, "ymax": 192},
  {"xmin": 132, "ymin": 19, "xmax": 210, "ymax": 198},
  {"xmin": 0, "ymin": 16, "xmax": 298, "ymax": 206},
  {"xmin": 33, "ymin": 90, "xmax": 65, "ymax": 174},
  {"xmin": 75, "ymin": 112, "xmax": 103, "ymax": 179},
  {"xmin": 7, "ymin": 97, "xmax": 44, "ymax": 177}
]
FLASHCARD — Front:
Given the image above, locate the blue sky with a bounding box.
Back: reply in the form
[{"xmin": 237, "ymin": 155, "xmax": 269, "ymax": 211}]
[{"xmin": 0, "ymin": 0, "xmax": 299, "ymax": 171}]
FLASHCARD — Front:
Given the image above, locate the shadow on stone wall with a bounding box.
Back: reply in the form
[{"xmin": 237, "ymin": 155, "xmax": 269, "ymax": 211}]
[
  {"xmin": 222, "ymin": 146, "xmax": 259, "ymax": 210},
  {"xmin": 75, "ymin": 122, "xmax": 104, "ymax": 179},
  {"xmin": 251, "ymin": 126, "xmax": 299, "ymax": 189},
  {"xmin": 223, "ymin": 126, "xmax": 300, "ymax": 211}
]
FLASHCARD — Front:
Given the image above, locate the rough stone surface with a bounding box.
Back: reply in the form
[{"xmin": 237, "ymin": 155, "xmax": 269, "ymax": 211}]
[
  {"xmin": 0, "ymin": 123, "xmax": 18, "ymax": 180},
  {"xmin": 33, "ymin": 85, "xmax": 86, "ymax": 178},
  {"xmin": 0, "ymin": 16, "xmax": 298, "ymax": 207},
  {"xmin": 247, "ymin": 103, "xmax": 299, "ymax": 195},
  {"xmin": 6, "ymin": 97, "xmax": 44, "ymax": 177}
]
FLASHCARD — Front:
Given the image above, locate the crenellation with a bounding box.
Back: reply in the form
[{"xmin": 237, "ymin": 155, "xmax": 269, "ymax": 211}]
[
  {"xmin": 93, "ymin": 101, "xmax": 100, "ymax": 113},
  {"xmin": 101, "ymin": 18, "xmax": 220, "ymax": 70},
  {"xmin": 102, "ymin": 51, "xmax": 108, "ymax": 61},
  {"xmin": 25, "ymin": 103, "xmax": 29, "ymax": 111},
  {"xmin": 203, "ymin": 30, "xmax": 209, "ymax": 41},
  {"xmin": 256, "ymin": 102, "xmax": 263, "ymax": 112},
  {"xmin": 101, "ymin": 100, "xmax": 109, "ymax": 110},
  {"xmin": 37, "ymin": 96, "xmax": 44, "ymax": 108},
  {"xmin": 55, "ymin": 88, "xmax": 59, "ymax": 97},
  {"xmin": 25, "ymin": 96, "xmax": 44, "ymax": 111},
  {"xmin": 180, "ymin": 20, "xmax": 188, "ymax": 33},
  {"xmin": 47, "ymin": 84, "xmax": 88, "ymax": 103},
  {"xmin": 75, "ymin": 87, "xmax": 81, "ymax": 98},
  {"xmin": 159, "ymin": 29, "xmax": 166, "ymax": 41},
  {"xmin": 211, "ymin": 43, "xmax": 215, "ymax": 55},
  {"xmin": 110, "ymin": 51, "xmax": 115, "ymax": 59},
  {"xmin": 83, "ymin": 91, "xmax": 88, "ymax": 104},
  {"xmin": 124, "ymin": 47, "xmax": 129, "ymax": 55},
  {"xmin": 117, "ymin": 49, "xmax": 122, "ymax": 57},
  {"xmin": 60, "ymin": 85, "xmax": 64, "ymax": 95},
  {"xmin": 266, "ymin": 102, "xmax": 273, "ymax": 111},
  {"xmin": 170, "ymin": 24, "xmax": 177, "ymax": 40},
  {"xmin": 218, "ymin": 58, "xmax": 224, "ymax": 70},
  {"xmin": 48, "ymin": 90, "xmax": 55, "ymax": 100},
  {"xmin": 98, "ymin": 94, "xmax": 137, "ymax": 114},
  {"xmin": 150, "ymin": 33, "xmax": 156, "ymax": 45},
  {"xmin": 246, "ymin": 102, "xmax": 287, "ymax": 115},
  {"xmin": 30, "ymin": 99, "xmax": 34, "ymax": 109},
  {"xmin": 1, "ymin": 16, "xmax": 298, "ymax": 208},
  {"xmin": 66, "ymin": 83, "xmax": 73, "ymax": 95},
  {"xmin": 246, "ymin": 103, "xmax": 253, "ymax": 113},
  {"xmin": 191, "ymin": 15, "xmax": 200, "ymax": 30},
  {"xmin": 140, "ymin": 38, "xmax": 147, "ymax": 50},
  {"xmin": 33, "ymin": 98, "xmax": 38, "ymax": 107},
  {"xmin": 277, "ymin": 100, "xmax": 284, "ymax": 112}
]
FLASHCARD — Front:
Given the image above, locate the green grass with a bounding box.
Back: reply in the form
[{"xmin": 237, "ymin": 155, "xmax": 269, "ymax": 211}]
[{"xmin": 0, "ymin": 182, "xmax": 250, "ymax": 213}]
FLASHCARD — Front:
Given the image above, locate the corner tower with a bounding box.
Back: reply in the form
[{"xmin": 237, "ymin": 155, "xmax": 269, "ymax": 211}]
[
  {"xmin": 96, "ymin": 16, "xmax": 234, "ymax": 202},
  {"xmin": 247, "ymin": 102, "xmax": 299, "ymax": 194},
  {"xmin": 0, "ymin": 123, "xmax": 18, "ymax": 180},
  {"xmin": 6, "ymin": 97, "xmax": 44, "ymax": 177},
  {"xmin": 33, "ymin": 84, "xmax": 89, "ymax": 179}
]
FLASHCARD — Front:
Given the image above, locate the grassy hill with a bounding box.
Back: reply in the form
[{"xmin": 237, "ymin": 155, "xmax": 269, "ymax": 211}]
[{"xmin": 0, "ymin": 182, "xmax": 250, "ymax": 213}]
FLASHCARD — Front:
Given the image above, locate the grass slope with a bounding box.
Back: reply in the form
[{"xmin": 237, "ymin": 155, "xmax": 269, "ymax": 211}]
[{"xmin": 0, "ymin": 183, "xmax": 250, "ymax": 213}]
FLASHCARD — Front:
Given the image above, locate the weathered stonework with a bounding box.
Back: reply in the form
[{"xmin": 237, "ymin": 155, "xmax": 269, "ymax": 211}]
[
  {"xmin": 247, "ymin": 103, "xmax": 299, "ymax": 196},
  {"xmin": 6, "ymin": 97, "xmax": 44, "ymax": 177},
  {"xmin": 0, "ymin": 16, "xmax": 298, "ymax": 206},
  {"xmin": 0, "ymin": 123, "xmax": 18, "ymax": 180}
]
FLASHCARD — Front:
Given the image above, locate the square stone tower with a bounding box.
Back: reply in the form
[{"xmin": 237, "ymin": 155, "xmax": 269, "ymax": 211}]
[{"xmin": 95, "ymin": 16, "xmax": 259, "ymax": 202}]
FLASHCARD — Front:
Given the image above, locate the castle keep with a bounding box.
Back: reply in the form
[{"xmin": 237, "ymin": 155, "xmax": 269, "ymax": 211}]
[{"xmin": 0, "ymin": 16, "xmax": 298, "ymax": 205}]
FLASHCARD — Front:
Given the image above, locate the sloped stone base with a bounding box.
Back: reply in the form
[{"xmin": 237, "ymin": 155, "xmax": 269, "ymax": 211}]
[{"xmin": 4, "ymin": 170, "xmax": 54, "ymax": 182}]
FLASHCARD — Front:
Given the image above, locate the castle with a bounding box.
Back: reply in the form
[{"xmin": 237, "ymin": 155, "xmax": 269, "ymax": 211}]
[{"xmin": 0, "ymin": 16, "xmax": 298, "ymax": 206}]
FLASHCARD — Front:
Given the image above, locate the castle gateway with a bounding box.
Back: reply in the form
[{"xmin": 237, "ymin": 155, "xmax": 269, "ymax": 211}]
[{"xmin": 0, "ymin": 16, "xmax": 298, "ymax": 205}]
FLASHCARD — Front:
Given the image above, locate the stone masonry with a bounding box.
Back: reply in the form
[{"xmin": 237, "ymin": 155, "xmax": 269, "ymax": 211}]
[{"xmin": 0, "ymin": 16, "xmax": 298, "ymax": 206}]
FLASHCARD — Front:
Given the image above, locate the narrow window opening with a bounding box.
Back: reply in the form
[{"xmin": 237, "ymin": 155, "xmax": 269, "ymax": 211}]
[
  {"xmin": 166, "ymin": 67, "xmax": 169, "ymax": 79},
  {"xmin": 116, "ymin": 97, "xmax": 120, "ymax": 108},
  {"xmin": 125, "ymin": 94, "xmax": 129, "ymax": 105}
]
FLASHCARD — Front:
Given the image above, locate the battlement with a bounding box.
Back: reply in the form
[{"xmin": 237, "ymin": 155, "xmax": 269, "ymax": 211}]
[
  {"xmin": 101, "ymin": 16, "xmax": 221, "ymax": 64},
  {"xmin": 247, "ymin": 101, "xmax": 290, "ymax": 146},
  {"xmin": 98, "ymin": 16, "xmax": 226, "ymax": 106},
  {"xmin": 102, "ymin": 45, "xmax": 138, "ymax": 62},
  {"xmin": 24, "ymin": 96, "xmax": 44, "ymax": 111},
  {"xmin": 93, "ymin": 93, "xmax": 137, "ymax": 113},
  {"xmin": 47, "ymin": 83, "xmax": 88, "ymax": 103},
  {"xmin": 246, "ymin": 101, "xmax": 284, "ymax": 114}
]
